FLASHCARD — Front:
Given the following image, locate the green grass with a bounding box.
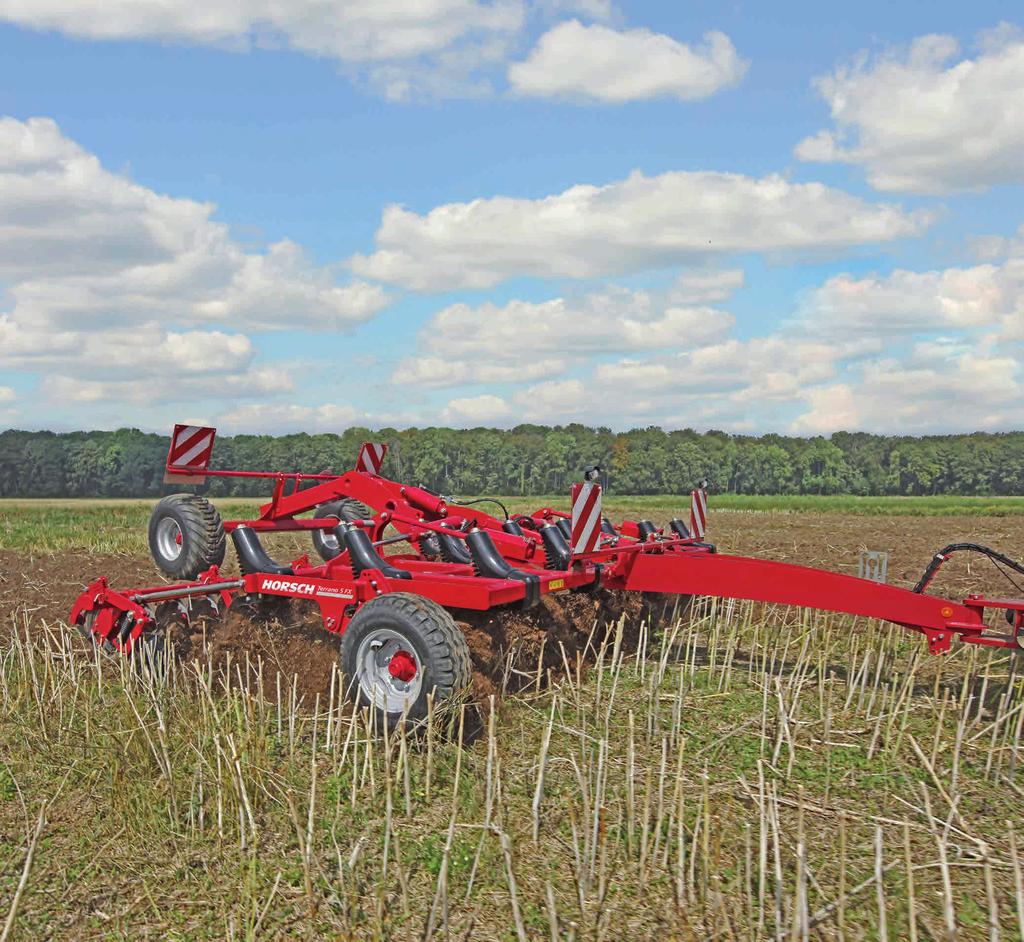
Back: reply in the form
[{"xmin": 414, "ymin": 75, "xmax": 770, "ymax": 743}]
[{"xmin": 3, "ymin": 493, "xmax": 1023, "ymax": 554}]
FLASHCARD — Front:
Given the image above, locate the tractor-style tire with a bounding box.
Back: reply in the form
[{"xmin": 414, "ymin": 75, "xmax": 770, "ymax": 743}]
[
  {"xmin": 312, "ymin": 498, "xmax": 372, "ymax": 561},
  {"xmin": 148, "ymin": 494, "xmax": 226, "ymax": 579},
  {"xmin": 340, "ymin": 593, "xmax": 471, "ymax": 731}
]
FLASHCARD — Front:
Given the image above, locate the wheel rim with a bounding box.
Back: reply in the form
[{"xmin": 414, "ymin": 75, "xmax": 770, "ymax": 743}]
[
  {"xmin": 354, "ymin": 627, "xmax": 423, "ymax": 714},
  {"xmin": 155, "ymin": 517, "xmax": 184, "ymax": 561},
  {"xmin": 320, "ymin": 527, "xmax": 340, "ymax": 553}
]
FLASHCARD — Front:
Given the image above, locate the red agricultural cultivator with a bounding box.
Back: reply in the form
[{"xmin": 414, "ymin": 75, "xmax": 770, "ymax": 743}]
[{"xmin": 71, "ymin": 424, "xmax": 1024, "ymax": 727}]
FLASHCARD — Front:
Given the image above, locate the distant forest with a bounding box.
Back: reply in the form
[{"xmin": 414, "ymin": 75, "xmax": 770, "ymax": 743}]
[{"xmin": 1, "ymin": 426, "xmax": 1023, "ymax": 498}]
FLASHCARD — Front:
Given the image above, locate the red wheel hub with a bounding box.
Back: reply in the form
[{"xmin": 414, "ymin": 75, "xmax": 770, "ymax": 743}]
[{"xmin": 388, "ymin": 650, "xmax": 417, "ymax": 683}]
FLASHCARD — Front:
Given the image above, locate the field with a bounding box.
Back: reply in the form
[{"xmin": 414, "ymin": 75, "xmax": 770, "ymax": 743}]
[{"xmin": 1, "ymin": 497, "xmax": 1023, "ymax": 939}]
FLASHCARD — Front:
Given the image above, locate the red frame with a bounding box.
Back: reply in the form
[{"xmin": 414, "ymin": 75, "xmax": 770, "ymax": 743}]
[{"xmin": 71, "ymin": 434, "xmax": 1024, "ymax": 656}]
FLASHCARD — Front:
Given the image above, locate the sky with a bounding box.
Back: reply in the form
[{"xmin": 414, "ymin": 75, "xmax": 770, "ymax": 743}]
[{"xmin": 0, "ymin": 0, "xmax": 1022, "ymax": 437}]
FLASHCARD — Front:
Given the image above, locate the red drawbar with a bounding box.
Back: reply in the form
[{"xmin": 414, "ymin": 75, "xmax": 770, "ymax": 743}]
[{"xmin": 388, "ymin": 650, "xmax": 417, "ymax": 682}]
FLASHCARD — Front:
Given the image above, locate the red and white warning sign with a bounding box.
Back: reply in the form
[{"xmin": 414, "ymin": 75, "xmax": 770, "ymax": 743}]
[
  {"xmin": 164, "ymin": 424, "xmax": 216, "ymax": 483},
  {"xmin": 690, "ymin": 486, "xmax": 708, "ymax": 540},
  {"xmin": 570, "ymin": 480, "xmax": 603, "ymax": 555},
  {"xmin": 356, "ymin": 442, "xmax": 387, "ymax": 475}
]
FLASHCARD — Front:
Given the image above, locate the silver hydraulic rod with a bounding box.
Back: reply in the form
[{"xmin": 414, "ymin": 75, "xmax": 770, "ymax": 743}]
[{"xmin": 132, "ymin": 580, "xmax": 244, "ymax": 603}]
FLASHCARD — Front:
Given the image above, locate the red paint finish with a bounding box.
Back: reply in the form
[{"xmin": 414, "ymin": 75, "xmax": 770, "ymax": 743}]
[{"xmin": 388, "ymin": 650, "xmax": 417, "ymax": 682}]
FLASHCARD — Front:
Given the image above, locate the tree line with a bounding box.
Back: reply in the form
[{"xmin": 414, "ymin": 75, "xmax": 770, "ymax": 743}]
[{"xmin": 1, "ymin": 426, "xmax": 1022, "ymax": 498}]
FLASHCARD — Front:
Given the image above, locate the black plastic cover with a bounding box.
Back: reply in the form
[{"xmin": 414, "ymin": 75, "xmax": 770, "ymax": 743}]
[
  {"xmin": 436, "ymin": 523, "xmax": 473, "ymax": 564},
  {"xmin": 466, "ymin": 529, "xmax": 540, "ymax": 608},
  {"xmin": 670, "ymin": 518, "xmax": 691, "ymax": 539},
  {"xmin": 540, "ymin": 523, "xmax": 571, "ymax": 570},
  {"xmin": 340, "ymin": 525, "xmax": 412, "ymax": 580},
  {"xmin": 637, "ymin": 520, "xmax": 659, "ymax": 541},
  {"xmin": 232, "ymin": 526, "xmax": 293, "ymax": 576}
]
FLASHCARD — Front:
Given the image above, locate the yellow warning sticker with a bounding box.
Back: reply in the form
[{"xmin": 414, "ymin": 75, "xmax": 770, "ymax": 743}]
[{"xmin": 548, "ymin": 579, "xmax": 565, "ymax": 591}]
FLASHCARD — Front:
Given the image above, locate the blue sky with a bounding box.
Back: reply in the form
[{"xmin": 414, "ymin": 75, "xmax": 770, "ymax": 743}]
[{"xmin": 0, "ymin": 1, "xmax": 1021, "ymax": 435}]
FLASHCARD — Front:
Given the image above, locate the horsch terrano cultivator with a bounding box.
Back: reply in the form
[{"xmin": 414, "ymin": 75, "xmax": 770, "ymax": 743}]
[{"xmin": 70, "ymin": 424, "xmax": 1024, "ymax": 727}]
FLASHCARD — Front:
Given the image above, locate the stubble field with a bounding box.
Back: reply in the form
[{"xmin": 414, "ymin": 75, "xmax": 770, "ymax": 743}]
[{"xmin": 1, "ymin": 497, "xmax": 1023, "ymax": 940}]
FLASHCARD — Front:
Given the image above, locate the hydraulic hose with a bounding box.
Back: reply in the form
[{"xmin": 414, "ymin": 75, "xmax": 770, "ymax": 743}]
[{"xmin": 913, "ymin": 543, "xmax": 1024, "ymax": 594}]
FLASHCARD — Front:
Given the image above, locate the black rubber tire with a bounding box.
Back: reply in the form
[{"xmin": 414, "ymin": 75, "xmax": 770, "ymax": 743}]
[
  {"xmin": 148, "ymin": 494, "xmax": 226, "ymax": 579},
  {"xmin": 312, "ymin": 498, "xmax": 373, "ymax": 561},
  {"xmin": 340, "ymin": 593, "xmax": 471, "ymax": 730}
]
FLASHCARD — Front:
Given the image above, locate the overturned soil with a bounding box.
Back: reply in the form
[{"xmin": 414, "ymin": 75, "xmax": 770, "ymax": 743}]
[
  {"xmin": 4, "ymin": 510, "xmax": 1024, "ymax": 711},
  {"xmin": 146, "ymin": 589, "xmax": 682, "ymax": 712}
]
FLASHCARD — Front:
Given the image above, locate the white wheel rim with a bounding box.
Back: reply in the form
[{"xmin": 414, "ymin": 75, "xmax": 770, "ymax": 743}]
[
  {"xmin": 320, "ymin": 527, "xmax": 340, "ymax": 553},
  {"xmin": 354, "ymin": 627, "xmax": 423, "ymax": 715},
  {"xmin": 155, "ymin": 517, "xmax": 184, "ymax": 560}
]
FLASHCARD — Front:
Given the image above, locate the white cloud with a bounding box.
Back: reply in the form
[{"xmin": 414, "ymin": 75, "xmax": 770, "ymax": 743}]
[
  {"xmin": 0, "ymin": 319, "xmax": 259, "ymax": 376},
  {"xmin": 391, "ymin": 283, "xmax": 737, "ymax": 389},
  {"xmin": 217, "ymin": 402, "xmax": 359, "ymax": 433},
  {"xmin": 508, "ymin": 20, "xmax": 746, "ymax": 102},
  {"xmin": 0, "ymin": 116, "xmax": 395, "ymax": 413},
  {"xmin": 0, "ymin": 115, "xmax": 388, "ymax": 403},
  {"xmin": 791, "ymin": 348, "xmax": 1021, "ymax": 435},
  {"xmin": 595, "ymin": 337, "xmax": 839, "ymax": 399},
  {"xmin": 0, "ymin": 385, "xmax": 16, "ymax": 425},
  {"xmin": 970, "ymin": 224, "xmax": 1024, "ymax": 262},
  {"xmin": 419, "ymin": 238, "xmax": 1023, "ymax": 433},
  {"xmin": 397, "ymin": 356, "xmax": 570, "ymax": 389},
  {"xmin": 511, "ymin": 379, "xmax": 587, "ymax": 423},
  {"xmin": 478, "ymin": 337, "xmax": 844, "ymax": 428},
  {"xmin": 351, "ymin": 169, "xmax": 931, "ymax": 290},
  {"xmin": 796, "ymin": 25, "xmax": 1024, "ymax": 193},
  {"xmin": 216, "ymin": 401, "xmax": 422, "ymax": 434},
  {"xmin": 497, "ymin": 326, "xmax": 1023, "ymax": 434},
  {"xmin": 784, "ymin": 240, "xmax": 1024, "ymax": 434},
  {"xmin": 0, "ymin": 1, "xmax": 525, "ymax": 100},
  {"xmin": 798, "ymin": 255, "xmax": 1024, "ymax": 341},
  {"xmin": 48, "ymin": 363, "xmax": 293, "ymax": 405},
  {"xmin": 0, "ymin": 118, "xmax": 388, "ymax": 335},
  {"xmin": 670, "ymin": 269, "xmax": 744, "ymax": 304},
  {"xmin": 535, "ymin": 0, "xmax": 615, "ymax": 19},
  {"xmin": 440, "ymin": 394, "xmax": 514, "ymax": 425}
]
